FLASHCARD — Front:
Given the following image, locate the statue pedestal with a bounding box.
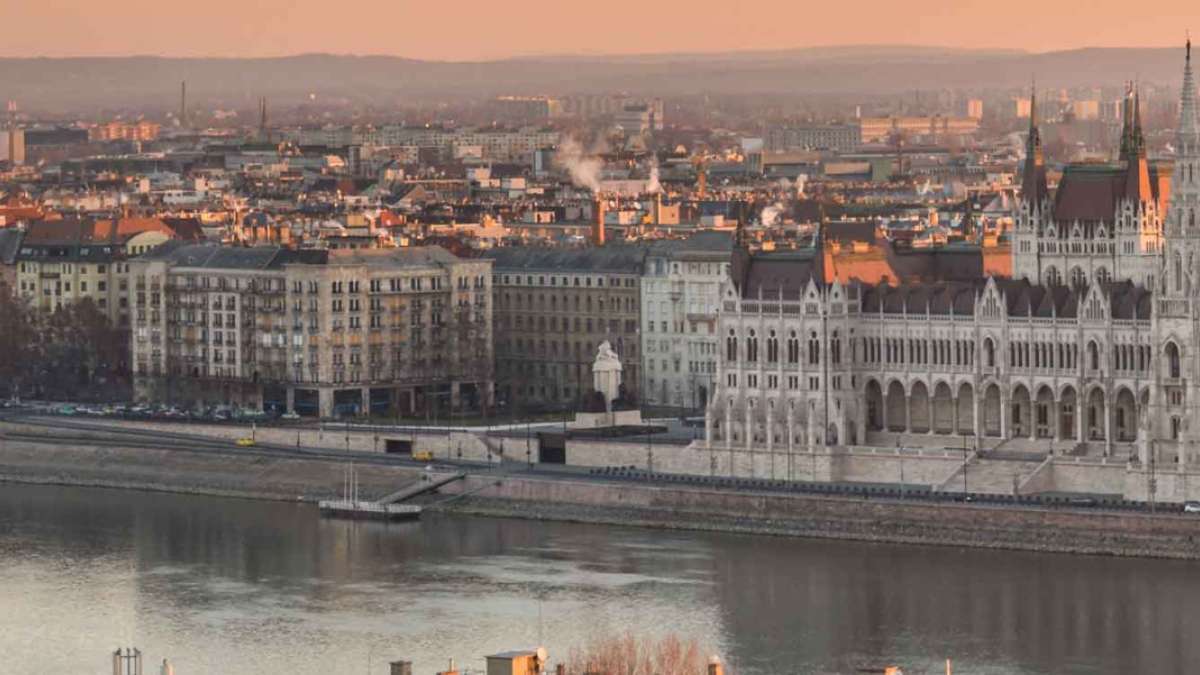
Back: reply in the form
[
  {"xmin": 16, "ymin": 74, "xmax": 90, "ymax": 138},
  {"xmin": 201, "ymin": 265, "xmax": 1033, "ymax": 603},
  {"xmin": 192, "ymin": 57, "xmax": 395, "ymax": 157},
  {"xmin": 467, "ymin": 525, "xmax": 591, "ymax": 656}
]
[{"xmin": 570, "ymin": 409, "xmax": 644, "ymax": 429}]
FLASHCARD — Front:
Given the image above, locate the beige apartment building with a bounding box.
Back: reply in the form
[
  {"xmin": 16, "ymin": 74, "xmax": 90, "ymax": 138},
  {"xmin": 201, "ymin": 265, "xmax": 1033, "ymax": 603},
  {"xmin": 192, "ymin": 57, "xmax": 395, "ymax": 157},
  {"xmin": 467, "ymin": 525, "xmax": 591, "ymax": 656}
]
[
  {"xmin": 14, "ymin": 217, "xmax": 200, "ymax": 326},
  {"xmin": 129, "ymin": 243, "xmax": 493, "ymax": 417}
]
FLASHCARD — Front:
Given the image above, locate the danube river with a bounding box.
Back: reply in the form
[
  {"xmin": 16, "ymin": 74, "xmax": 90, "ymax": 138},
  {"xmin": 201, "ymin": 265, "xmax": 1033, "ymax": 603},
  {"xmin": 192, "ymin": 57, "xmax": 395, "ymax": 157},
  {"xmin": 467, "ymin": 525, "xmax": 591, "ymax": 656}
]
[{"xmin": 0, "ymin": 484, "xmax": 1195, "ymax": 674}]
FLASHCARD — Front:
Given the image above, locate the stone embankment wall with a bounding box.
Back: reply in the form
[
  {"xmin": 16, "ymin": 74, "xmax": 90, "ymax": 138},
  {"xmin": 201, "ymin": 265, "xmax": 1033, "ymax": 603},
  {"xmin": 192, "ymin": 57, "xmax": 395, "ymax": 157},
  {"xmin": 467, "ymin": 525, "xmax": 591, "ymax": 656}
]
[
  {"xmin": 3, "ymin": 438, "xmax": 1200, "ymax": 559},
  {"xmin": 436, "ymin": 474, "xmax": 1200, "ymax": 560},
  {"xmin": 0, "ymin": 439, "xmax": 425, "ymax": 502}
]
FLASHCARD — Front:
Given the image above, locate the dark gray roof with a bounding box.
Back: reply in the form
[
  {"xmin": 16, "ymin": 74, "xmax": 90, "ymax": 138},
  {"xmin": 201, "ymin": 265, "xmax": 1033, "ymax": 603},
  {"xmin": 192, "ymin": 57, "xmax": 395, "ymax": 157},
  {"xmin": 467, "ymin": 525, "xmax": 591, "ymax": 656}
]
[
  {"xmin": 140, "ymin": 242, "xmax": 287, "ymax": 271},
  {"xmin": 0, "ymin": 228, "xmax": 22, "ymax": 265},
  {"xmin": 646, "ymin": 230, "xmax": 733, "ymax": 257},
  {"xmin": 485, "ymin": 244, "xmax": 646, "ymax": 274}
]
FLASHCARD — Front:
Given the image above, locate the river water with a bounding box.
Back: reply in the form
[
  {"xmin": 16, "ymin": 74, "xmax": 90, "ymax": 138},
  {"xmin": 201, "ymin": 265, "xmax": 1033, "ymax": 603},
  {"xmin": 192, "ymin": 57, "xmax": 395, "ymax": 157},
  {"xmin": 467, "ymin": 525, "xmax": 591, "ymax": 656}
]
[{"xmin": 0, "ymin": 484, "xmax": 1195, "ymax": 675}]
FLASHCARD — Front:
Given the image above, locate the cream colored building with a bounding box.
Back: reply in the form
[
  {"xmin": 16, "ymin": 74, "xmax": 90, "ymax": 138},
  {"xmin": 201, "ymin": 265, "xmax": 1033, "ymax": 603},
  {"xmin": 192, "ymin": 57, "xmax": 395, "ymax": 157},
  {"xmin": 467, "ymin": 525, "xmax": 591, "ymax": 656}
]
[
  {"xmin": 130, "ymin": 243, "xmax": 493, "ymax": 417},
  {"xmin": 14, "ymin": 217, "xmax": 191, "ymax": 326}
]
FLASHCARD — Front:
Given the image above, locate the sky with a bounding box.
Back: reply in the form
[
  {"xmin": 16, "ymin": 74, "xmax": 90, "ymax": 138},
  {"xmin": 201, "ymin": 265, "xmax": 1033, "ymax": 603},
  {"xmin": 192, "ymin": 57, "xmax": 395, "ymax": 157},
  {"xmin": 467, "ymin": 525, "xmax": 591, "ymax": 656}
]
[{"xmin": 5, "ymin": 0, "xmax": 1194, "ymax": 60}]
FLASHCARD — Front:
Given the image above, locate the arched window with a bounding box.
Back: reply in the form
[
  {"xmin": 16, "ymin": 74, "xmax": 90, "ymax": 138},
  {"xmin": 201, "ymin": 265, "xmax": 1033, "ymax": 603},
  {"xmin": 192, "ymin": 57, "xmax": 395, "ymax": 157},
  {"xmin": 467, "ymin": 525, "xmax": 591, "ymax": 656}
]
[
  {"xmin": 808, "ymin": 331, "xmax": 820, "ymax": 365},
  {"xmin": 1167, "ymin": 342, "xmax": 1181, "ymax": 379},
  {"xmin": 726, "ymin": 330, "xmax": 738, "ymax": 362},
  {"xmin": 1176, "ymin": 253, "xmax": 1184, "ymax": 292},
  {"xmin": 1045, "ymin": 266, "xmax": 1061, "ymax": 286},
  {"xmin": 747, "ymin": 329, "xmax": 758, "ymax": 363},
  {"xmin": 1096, "ymin": 267, "xmax": 1110, "ymax": 286},
  {"xmin": 831, "ymin": 331, "xmax": 841, "ymax": 364},
  {"xmin": 984, "ymin": 338, "xmax": 995, "ymax": 368},
  {"xmin": 1071, "ymin": 267, "xmax": 1086, "ymax": 289},
  {"xmin": 1088, "ymin": 341, "xmax": 1100, "ymax": 372},
  {"xmin": 787, "ymin": 331, "xmax": 800, "ymax": 363},
  {"xmin": 767, "ymin": 330, "xmax": 779, "ymax": 363}
]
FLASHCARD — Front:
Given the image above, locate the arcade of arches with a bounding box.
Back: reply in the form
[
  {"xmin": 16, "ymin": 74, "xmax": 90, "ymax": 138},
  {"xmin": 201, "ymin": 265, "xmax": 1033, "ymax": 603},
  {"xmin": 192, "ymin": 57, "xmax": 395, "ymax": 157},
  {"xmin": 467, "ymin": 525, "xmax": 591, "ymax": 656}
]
[{"xmin": 863, "ymin": 378, "xmax": 1151, "ymax": 447}]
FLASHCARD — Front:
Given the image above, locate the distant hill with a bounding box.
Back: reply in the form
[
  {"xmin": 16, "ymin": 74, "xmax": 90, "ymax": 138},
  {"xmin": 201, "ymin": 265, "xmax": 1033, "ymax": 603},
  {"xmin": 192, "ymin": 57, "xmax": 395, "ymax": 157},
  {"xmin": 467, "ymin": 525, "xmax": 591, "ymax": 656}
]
[{"xmin": 0, "ymin": 46, "xmax": 1187, "ymax": 112}]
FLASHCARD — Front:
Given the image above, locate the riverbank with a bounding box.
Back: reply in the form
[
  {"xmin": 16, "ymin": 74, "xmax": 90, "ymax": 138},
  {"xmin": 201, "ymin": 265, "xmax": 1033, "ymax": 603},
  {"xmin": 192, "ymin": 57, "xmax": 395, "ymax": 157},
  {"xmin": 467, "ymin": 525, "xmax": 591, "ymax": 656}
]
[{"xmin": 2, "ymin": 440, "xmax": 1199, "ymax": 560}]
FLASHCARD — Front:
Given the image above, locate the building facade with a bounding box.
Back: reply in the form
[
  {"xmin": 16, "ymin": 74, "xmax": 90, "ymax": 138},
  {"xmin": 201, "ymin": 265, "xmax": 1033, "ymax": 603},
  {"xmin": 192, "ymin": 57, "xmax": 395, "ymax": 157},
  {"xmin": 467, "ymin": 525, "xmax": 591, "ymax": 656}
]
[
  {"xmin": 641, "ymin": 232, "xmax": 731, "ymax": 410},
  {"xmin": 705, "ymin": 45, "xmax": 1200, "ymax": 479},
  {"xmin": 14, "ymin": 217, "xmax": 197, "ymax": 326},
  {"xmin": 130, "ymin": 244, "xmax": 493, "ymax": 417},
  {"xmin": 488, "ymin": 246, "xmax": 643, "ymax": 411},
  {"xmin": 1011, "ymin": 86, "xmax": 1168, "ymax": 289}
]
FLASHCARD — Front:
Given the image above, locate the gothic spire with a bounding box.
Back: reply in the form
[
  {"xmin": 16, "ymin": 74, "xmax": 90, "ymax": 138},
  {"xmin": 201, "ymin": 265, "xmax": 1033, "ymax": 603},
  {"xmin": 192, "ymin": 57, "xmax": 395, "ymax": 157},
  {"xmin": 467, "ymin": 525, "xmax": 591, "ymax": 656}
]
[
  {"xmin": 1021, "ymin": 80, "xmax": 1048, "ymax": 205},
  {"xmin": 1179, "ymin": 37, "xmax": 1198, "ymax": 153}
]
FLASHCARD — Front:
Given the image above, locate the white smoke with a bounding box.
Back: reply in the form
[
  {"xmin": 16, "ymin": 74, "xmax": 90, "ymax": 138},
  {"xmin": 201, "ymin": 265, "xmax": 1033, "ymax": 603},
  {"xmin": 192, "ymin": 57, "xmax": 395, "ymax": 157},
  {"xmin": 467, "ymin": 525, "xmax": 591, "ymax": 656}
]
[
  {"xmin": 646, "ymin": 163, "xmax": 662, "ymax": 194},
  {"xmin": 794, "ymin": 174, "xmax": 807, "ymax": 198},
  {"xmin": 555, "ymin": 136, "xmax": 602, "ymax": 192}
]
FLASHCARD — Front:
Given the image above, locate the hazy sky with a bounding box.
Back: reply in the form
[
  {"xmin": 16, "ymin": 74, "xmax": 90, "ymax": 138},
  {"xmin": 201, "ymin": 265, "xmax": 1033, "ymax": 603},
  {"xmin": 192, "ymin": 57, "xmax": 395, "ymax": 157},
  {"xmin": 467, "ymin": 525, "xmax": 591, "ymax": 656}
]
[{"xmin": 5, "ymin": 0, "xmax": 1193, "ymax": 60}]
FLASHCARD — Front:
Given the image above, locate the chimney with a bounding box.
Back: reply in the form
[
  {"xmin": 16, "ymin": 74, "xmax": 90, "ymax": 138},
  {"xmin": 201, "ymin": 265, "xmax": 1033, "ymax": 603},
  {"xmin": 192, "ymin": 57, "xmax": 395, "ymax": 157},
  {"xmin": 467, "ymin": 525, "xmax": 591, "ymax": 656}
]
[
  {"xmin": 592, "ymin": 195, "xmax": 606, "ymax": 245},
  {"xmin": 556, "ymin": 664, "xmax": 566, "ymax": 675},
  {"xmin": 437, "ymin": 657, "xmax": 459, "ymax": 675},
  {"xmin": 389, "ymin": 661, "xmax": 413, "ymax": 675},
  {"xmin": 707, "ymin": 656, "xmax": 724, "ymax": 675}
]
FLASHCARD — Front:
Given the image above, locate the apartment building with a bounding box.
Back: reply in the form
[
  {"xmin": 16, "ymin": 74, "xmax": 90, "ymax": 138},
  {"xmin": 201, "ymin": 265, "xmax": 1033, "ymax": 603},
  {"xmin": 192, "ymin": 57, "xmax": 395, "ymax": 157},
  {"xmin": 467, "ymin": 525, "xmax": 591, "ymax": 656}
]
[
  {"xmin": 487, "ymin": 246, "xmax": 644, "ymax": 411},
  {"xmin": 14, "ymin": 217, "xmax": 201, "ymax": 326},
  {"xmin": 129, "ymin": 243, "xmax": 492, "ymax": 417},
  {"xmin": 641, "ymin": 232, "xmax": 732, "ymax": 411}
]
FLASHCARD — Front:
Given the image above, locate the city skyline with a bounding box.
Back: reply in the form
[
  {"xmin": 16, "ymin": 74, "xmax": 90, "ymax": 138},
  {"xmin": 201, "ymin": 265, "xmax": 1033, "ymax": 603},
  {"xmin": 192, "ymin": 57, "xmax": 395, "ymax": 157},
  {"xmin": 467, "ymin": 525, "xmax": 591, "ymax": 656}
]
[{"xmin": 5, "ymin": 0, "xmax": 1196, "ymax": 61}]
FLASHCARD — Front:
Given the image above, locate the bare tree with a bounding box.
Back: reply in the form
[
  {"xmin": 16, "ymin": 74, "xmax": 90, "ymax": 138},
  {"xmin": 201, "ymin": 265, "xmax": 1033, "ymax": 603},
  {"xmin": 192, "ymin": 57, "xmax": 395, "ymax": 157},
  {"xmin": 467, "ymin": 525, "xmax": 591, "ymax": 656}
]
[{"xmin": 566, "ymin": 633, "xmax": 716, "ymax": 675}]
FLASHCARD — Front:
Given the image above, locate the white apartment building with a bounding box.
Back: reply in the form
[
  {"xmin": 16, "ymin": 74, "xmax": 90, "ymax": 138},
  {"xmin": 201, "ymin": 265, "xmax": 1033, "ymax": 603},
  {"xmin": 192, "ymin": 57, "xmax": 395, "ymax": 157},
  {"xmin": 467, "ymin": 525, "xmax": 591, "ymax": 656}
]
[{"xmin": 641, "ymin": 232, "xmax": 731, "ymax": 410}]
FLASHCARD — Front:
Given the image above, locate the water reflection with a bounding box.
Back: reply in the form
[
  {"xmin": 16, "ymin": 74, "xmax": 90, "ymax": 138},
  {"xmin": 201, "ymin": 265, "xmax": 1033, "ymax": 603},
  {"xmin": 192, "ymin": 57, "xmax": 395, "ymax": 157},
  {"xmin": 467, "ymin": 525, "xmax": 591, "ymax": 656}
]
[{"xmin": 0, "ymin": 484, "xmax": 1195, "ymax": 674}]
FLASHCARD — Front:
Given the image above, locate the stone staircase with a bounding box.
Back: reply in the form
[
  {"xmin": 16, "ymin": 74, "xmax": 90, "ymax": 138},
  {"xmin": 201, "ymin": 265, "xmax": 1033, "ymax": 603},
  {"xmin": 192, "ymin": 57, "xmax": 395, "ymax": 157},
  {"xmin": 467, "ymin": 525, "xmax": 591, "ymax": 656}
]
[{"xmin": 937, "ymin": 456, "xmax": 1047, "ymax": 495}]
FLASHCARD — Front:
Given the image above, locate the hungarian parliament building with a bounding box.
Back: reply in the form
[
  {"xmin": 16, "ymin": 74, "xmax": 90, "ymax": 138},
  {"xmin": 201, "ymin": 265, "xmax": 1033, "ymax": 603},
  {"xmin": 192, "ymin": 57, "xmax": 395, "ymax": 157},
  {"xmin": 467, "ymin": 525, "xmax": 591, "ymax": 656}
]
[{"xmin": 707, "ymin": 43, "xmax": 1200, "ymax": 470}]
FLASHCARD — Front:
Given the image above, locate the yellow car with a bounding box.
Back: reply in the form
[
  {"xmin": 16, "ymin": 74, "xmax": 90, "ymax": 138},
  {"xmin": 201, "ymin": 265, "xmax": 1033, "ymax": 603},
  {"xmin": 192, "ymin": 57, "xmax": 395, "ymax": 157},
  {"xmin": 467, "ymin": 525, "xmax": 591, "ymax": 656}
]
[
  {"xmin": 236, "ymin": 437, "xmax": 256, "ymax": 447},
  {"xmin": 412, "ymin": 450, "xmax": 433, "ymax": 461}
]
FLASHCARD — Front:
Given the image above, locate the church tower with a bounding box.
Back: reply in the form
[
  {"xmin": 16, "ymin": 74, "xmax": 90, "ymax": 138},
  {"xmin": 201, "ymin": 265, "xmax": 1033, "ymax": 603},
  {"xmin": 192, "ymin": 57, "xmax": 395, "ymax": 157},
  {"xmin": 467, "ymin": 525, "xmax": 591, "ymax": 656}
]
[
  {"xmin": 1163, "ymin": 41, "xmax": 1200, "ymax": 306},
  {"xmin": 1013, "ymin": 84, "xmax": 1049, "ymax": 282},
  {"xmin": 1153, "ymin": 41, "xmax": 1200, "ymax": 464}
]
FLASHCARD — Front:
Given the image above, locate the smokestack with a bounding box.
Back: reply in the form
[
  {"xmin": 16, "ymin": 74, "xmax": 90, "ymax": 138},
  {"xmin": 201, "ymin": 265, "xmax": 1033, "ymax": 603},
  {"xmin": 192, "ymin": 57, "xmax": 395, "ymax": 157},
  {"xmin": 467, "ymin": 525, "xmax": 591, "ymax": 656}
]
[
  {"xmin": 592, "ymin": 195, "xmax": 606, "ymax": 245},
  {"xmin": 708, "ymin": 656, "xmax": 724, "ymax": 675},
  {"xmin": 180, "ymin": 81, "xmax": 187, "ymax": 129},
  {"xmin": 389, "ymin": 661, "xmax": 413, "ymax": 675}
]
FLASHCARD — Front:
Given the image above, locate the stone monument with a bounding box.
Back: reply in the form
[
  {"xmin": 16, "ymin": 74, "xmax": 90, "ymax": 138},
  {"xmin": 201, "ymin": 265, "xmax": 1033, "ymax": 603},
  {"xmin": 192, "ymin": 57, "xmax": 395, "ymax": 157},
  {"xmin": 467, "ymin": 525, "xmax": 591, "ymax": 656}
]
[
  {"xmin": 570, "ymin": 341, "xmax": 642, "ymax": 428},
  {"xmin": 592, "ymin": 340, "xmax": 622, "ymax": 412}
]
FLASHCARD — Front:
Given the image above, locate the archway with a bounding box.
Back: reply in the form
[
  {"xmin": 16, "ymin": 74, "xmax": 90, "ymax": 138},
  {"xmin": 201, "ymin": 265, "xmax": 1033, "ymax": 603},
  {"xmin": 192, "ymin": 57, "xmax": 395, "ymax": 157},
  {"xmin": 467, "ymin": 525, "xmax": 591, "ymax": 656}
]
[
  {"xmin": 983, "ymin": 384, "xmax": 1002, "ymax": 437},
  {"xmin": 932, "ymin": 382, "xmax": 954, "ymax": 434},
  {"xmin": 956, "ymin": 382, "xmax": 975, "ymax": 435},
  {"xmin": 1114, "ymin": 387, "xmax": 1137, "ymax": 442},
  {"xmin": 1011, "ymin": 384, "xmax": 1032, "ymax": 438},
  {"xmin": 1087, "ymin": 388, "xmax": 1107, "ymax": 440},
  {"xmin": 1165, "ymin": 342, "xmax": 1181, "ymax": 380},
  {"xmin": 865, "ymin": 380, "xmax": 884, "ymax": 431},
  {"xmin": 1059, "ymin": 386, "xmax": 1078, "ymax": 441},
  {"xmin": 886, "ymin": 381, "xmax": 907, "ymax": 432},
  {"xmin": 1034, "ymin": 386, "xmax": 1055, "ymax": 439},
  {"xmin": 910, "ymin": 381, "xmax": 931, "ymax": 433}
]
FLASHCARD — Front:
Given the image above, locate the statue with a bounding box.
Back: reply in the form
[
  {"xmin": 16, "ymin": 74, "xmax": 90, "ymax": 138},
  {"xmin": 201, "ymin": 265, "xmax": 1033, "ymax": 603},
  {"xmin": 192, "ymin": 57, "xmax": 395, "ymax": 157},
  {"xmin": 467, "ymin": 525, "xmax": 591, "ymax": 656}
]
[{"xmin": 592, "ymin": 341, "xmax": 623, "ymax": 412}]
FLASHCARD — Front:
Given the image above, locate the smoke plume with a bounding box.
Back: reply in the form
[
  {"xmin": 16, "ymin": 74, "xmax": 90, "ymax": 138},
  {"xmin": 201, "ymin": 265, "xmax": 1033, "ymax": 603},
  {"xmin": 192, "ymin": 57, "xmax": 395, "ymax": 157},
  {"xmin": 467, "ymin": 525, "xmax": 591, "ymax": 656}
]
[
  {"xmin": 555, "ymin": 136, "xmax": 602, "ymax": 192},
  {"xmin": 646, "ymin": 163, "xmax": 662, "ymax": 194}
]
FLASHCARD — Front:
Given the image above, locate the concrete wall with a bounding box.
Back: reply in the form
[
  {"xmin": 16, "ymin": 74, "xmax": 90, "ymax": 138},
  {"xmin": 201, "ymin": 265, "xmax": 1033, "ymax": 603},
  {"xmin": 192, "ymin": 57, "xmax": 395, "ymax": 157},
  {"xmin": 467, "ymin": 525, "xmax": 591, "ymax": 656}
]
[{"xmin": 440, "ymin": 473, "xmax": 1200, "ymax": 559}]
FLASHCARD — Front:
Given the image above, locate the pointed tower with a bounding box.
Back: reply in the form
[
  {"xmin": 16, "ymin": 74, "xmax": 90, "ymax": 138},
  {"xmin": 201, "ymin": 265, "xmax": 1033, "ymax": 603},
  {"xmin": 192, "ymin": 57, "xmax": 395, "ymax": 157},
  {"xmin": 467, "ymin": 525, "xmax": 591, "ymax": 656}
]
[
  {"xmin": 1013, "ymin": 81, "xmax": 1050, "ymax": 282},
  {"xmin": 1121, "ymin": 84, "xmax": 1153, "ymax": 203},
  {"xmin": 1154, "ymin": 39, "xmax": 1200, "ymax": 466},
  {"xmin": 1021, "ymin": 83, "xmax": 1049, "ymax": 207},
  {"xmin": 1165, "ymin": 38, "xmax": 1200, "ymax": 273}
]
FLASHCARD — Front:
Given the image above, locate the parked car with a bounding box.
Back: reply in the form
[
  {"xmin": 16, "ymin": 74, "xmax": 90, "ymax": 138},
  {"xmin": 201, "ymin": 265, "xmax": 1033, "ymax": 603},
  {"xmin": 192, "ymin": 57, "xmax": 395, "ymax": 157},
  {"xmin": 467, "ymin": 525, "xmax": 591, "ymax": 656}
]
[
  {"xmin": 1183, "ymin": 501, "xmax": 1200, "ymax": 514},
  {"xmin": 280, "ymin": 411, "xmax": 301, "ymax": 421},
  {"xmin": 413, "ymin": 450, "xmax": 434, "ymax": 462},
  {"xmin": 235, "ymin": 438, "xmax": 256, "ymax": 447}
]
